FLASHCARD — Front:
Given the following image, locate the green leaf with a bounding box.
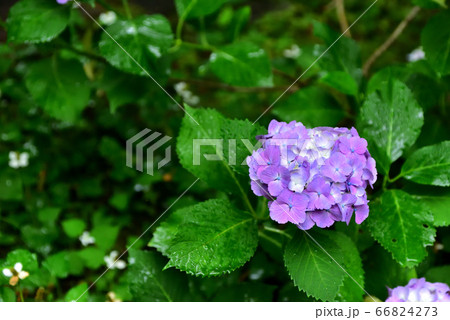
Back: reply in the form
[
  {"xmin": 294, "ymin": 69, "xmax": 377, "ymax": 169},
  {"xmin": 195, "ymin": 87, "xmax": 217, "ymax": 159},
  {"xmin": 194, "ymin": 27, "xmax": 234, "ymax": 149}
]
[
  {"xmin": 421, "ymin": 10, "xmax": 450, "ymax": 76},
  {"xmin": 62, "ymin": 219, "xmax": 86, "ymax": 238},
  {"xmin": 37, "ymin": 207, "xmax": 61, "ymax": 225},
  {"xmin": 99, "ymin": 15, "xmax": 174, "ymax": 76},
  {"xmin": 367, "ymin": 190, "xmax": 436, "ymax": 268},
  {"xmin": 43, "ymin": 252, "xmax": 70, "ymax": 278},
  {"xmin": 91, "ymin": 225, "xmax": 120, "ymax": 251},
  {"xmin": 100, "ymin": 67, "xmax": 148, "ymax": 113},
  {"xmin": 313, "ymin": 21, "xmax": 362, "ymax": 83},
  {"xmin": 360, "ymin": 78, "xmax": 424, "ymax": 174},
  {"xmin": 272, "ymin": 86, "xmax": 346, "ymax": 127},
  {"xmin": 413, "ymin": 0, "xmax": 447, "ymax": 8},
  {"xmin": 0, "ymin": 173, "xmax": 23, "ymax": 201},
  {"xmin": 6, "ymin": 249, "xmax": 38, "ymax": 272},
  {"xmin": 334, "ymin": 232, "xmax": 365, "ymax": 302},
  {"xmin": 127, "ymin": 249, "xmax": 189, "ymax": 301},
  {"xmin": 0, "ymin": 287, "xmax": 16, "ymax": 302},
  {"xmin": 400, "ymin": 141, "xmax": 450, "ymax": 187},
  {"xmin": 175, "ymin": 0, "xmax": 229, "ymax": 18},
  {"xmin": 425, "ymin": 266, "xmax": 450, "ymax": 285},
  {"xmin": 77, "ymin": 247, "xmax": 105, "ymax": 269},
  {"xmin": 25, "ymin": 58, "xmax": 91, "ymax": 122},
  {"xmin": 209, "ymin": 42, "xmax": 273, "ymax": 87},
  {"xmin": 65, "ymin": 283, "xmax": 88, "ymax": 302},
  {"xmin": 177, "ymin": 105, "xmax": 263, "ymax": 194},
  {"xmin": 152, "ymin": 199, "xmax": 258, "ymax": 276},
  {"xmin": 319, "ymin": 71, "xmax": 358, "ymax": 96},
  {"xmin": 367, "ymin": 66, "xmax": 440, "ymax": 110},
  {"xmin": 284, "ymin": 230, "xmax": 347, "ymax": 301},
  {"xmin": 410, "ymin": 188, "xmax": 450, "ymax": 227},
  {"xmin": 7, "ymin": 0, "xmax": 70, "ymax": 43}
]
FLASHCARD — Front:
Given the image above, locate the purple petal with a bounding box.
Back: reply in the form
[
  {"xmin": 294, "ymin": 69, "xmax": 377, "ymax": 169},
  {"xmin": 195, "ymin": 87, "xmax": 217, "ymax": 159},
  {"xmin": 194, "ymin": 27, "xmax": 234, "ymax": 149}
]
[
  {"xmin": 269, "ymin": 202, "xmax": 290, "ymax": 224},
  {"xmin": 310, "ymin": 210, "xmax": 335, "ymax": 228}
]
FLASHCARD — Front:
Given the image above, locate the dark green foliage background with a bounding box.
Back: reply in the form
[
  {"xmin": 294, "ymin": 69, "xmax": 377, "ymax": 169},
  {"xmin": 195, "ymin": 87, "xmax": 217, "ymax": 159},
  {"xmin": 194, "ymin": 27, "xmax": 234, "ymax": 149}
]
[{"xmin": 0, "ymin": 0, "xmax": 449, "ymax": 302}]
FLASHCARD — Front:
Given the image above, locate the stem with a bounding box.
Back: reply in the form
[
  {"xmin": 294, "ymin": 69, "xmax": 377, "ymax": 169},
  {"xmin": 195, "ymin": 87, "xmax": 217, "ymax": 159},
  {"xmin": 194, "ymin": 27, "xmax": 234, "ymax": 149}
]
[
  {"xmin": 199, "ymin": 17, "xmax": 209, "ymax": 46},
  {"xmin": 121, "ymin": 0, "xmax": 132, "ymax": 20},
  {"xmin": 363, "ymin": 6, "xmax": 421, "ymax": 76},
  {"xmin": 388, "ymin": 173, "xmax": 403, "ymax": 184},
  {"xmin": 19, "ymin": 285, "xmax": 24, "ymax": 302},
  {"xmin": 335, "ymin": 0, "xmax": 351, "ymax": 37},
  {"xmin": 258, "ymin": 231, "xmax": 282, "ymax": 249},
  {"xmin": 263, "ymin": 226, "xmax": 293, "ymax": 239},
  {"xmin": 176, "ymin": 0, "xmax": 198, "ymax": 41}
]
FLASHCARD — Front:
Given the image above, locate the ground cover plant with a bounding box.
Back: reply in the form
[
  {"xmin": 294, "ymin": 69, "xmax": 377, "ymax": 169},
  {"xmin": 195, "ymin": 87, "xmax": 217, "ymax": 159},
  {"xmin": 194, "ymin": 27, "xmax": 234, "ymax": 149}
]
[{"xmin": 0, "ymin": 0, "xmax": 449, "ymax": 302}]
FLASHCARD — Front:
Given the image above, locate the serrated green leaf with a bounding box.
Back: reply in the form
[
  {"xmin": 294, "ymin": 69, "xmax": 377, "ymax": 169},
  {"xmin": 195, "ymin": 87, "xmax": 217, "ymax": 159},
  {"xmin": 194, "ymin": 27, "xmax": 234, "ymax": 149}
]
[
  {"xmin": 153, "ymin": 199, "xmax": 258, "ymax": 276},
  {"xmin": 284, "ymin": 230, "xmax": 347, "ymax": 301},
  {"xmin": 410, "ymin": 188, "xmax": 450, "ymax": 227},
  {"xmin": 319, "ymin": 71, "xmax": 358, "ymax": 96},
  {"xmin": 272, "ymin": 86, "xmax": 346, "ymax": 127},
  {"xmin": 367, "ymin": 190, "xmax": 436, "ymax": 268},
  {"xmin": 127, "ymin": 249, "xmax": 189, "ymax": 301},
  {"xmin": 175, "ymin": 0, "xmax": 228, "ymax": 18},
  {"xmin": 400, "ymin": 141, "xmax": 450, "ymax": 187},
  {"xmin": 25, "ymin": 58, "xmax": 91, "ymax": 122},
  {"xmin": 421, "ymin": 10, "xmax": 450, "ymax": 76},
  {"xmin": 7, "ymin": 0, "xmax": 70, "ymax": 43},
  {"xmin": 360, "ymin": 78, "xmax": 424, "ymax": 174},
  {"xmin": 367, "ymin": 66, "xmax": 440, "ymax": 110},
  {"xmin": 333, "ymin": 232, "xmax": 365, "ymax": 302},
  {"xmin": 177, "ymin": 105, "xmax": 263, "ymax": 194},
  {"xmin": 62, "ymin": 219, "xmax": 86, "ymax": 238},
  {"xmin": 209, "ymin": 42, "xmax": 273, "ymax": 87},
  {"xmin": 99, "ymin": 15, "xmax": 173, "ymax": 76}
]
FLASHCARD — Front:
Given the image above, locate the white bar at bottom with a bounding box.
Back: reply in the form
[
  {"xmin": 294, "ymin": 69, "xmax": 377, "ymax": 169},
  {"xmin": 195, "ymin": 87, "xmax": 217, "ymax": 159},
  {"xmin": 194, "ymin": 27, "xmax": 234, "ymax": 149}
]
[{"xmin": 1, "ymin": 302, "xmax": 449, "ymax": 320}]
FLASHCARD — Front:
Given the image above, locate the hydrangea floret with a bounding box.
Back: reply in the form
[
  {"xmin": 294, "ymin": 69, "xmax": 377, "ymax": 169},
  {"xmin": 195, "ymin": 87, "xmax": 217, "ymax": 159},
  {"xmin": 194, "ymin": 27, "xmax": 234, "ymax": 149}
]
[
  {"xmin": 386, "ymin": 278, "xmax": 450, "ymax": 302},
  {"xmin": 247, "ymin": 120, "xmax": 377, "ymax": 230}
]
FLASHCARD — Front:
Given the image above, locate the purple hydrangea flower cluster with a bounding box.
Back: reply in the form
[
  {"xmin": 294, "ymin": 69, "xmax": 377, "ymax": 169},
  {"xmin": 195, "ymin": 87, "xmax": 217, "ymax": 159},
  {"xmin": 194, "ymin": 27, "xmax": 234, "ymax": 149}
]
[
  {"xmin": 57, "ymin": 0, "xmax": 70, "ymax": 4},
  {"xmin": 386, "ymin": 278, "xmax": 450, "ymax": 302},
  {"xmin": 247, "ymin": 120, "xmax": 377, "ymax": 230}
]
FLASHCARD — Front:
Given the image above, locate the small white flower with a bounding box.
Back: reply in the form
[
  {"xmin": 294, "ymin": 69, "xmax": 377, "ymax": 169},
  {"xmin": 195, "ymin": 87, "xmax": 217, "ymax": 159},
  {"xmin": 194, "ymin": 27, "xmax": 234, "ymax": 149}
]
[
  {"xmin": 104, "ymin": 251, "xmax": 126, "ymax": 270},
  {"xmin": 79, "ymin": 231, "xmax": 95, "ymax": 246},
  {"xmin": 283, "ymin": 44, "xmax": 302, "ymax": 59},
  {"xmin": 407, "ymin": 47, "xmax": 425, "ymax": 62},
  {"xmin": 2, "ymin": 262, "xmax": 29, "ymax": 286},
  {"xmin": 107, "ymin": 291, "xmax": 122, "ymax": 302},
  {"xmin": 174, "ymin": 82, "xmax": 200, "ymax": 106},
  {"xmin": 99, "ymin": 11, "xmax": 117, "ymax": 26},
  {"xmin": 8, "ymin": 151, "xmax": 29, "ymax": 169}
]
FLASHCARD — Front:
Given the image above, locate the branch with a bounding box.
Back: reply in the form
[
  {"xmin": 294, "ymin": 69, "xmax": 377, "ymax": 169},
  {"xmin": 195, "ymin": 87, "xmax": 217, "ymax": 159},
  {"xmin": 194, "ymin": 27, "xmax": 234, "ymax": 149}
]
[
  {"xmin": 335, "ymin": 0, "xmax": 351, "ymax": 37},
  {"xmin": 362, "ymin": 6, "xmax": 421, "ymax": 76}
]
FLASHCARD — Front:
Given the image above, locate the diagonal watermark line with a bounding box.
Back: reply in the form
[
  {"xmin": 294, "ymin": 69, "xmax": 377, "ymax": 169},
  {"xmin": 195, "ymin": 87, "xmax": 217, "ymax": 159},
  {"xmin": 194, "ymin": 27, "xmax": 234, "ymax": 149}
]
[
  {"xmin": 253, "ymin": 179, "xmax": 376, "ymax": 302},
  {"xmin": 252, "ymin": 0, "xmax": 379, "ymax": 125},
  {"xmin": 75, "ymin": 177, "xmax": 201, "ymax": 302},
  {"xmin": 72, "ymin": 0, "xmax": 200, "ymax": 126}
]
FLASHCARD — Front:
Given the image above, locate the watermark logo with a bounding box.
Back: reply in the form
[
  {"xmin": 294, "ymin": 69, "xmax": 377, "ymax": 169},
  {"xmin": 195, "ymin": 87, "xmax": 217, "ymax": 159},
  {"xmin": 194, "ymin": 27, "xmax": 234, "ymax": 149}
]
[{"xmin": 126, "ymin": 129, "xmax": 172, "ymax": 176}]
